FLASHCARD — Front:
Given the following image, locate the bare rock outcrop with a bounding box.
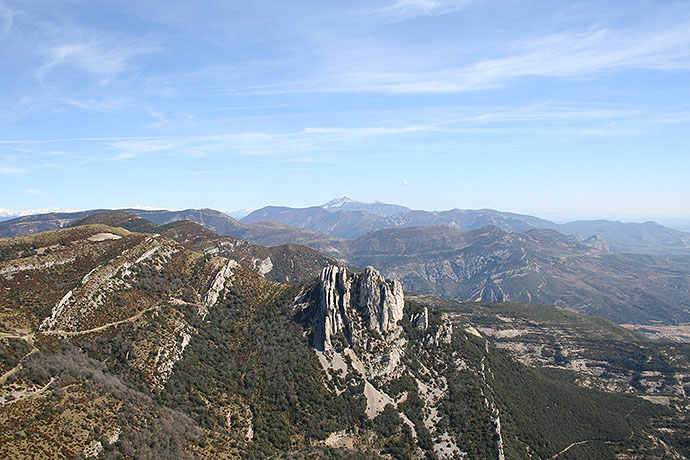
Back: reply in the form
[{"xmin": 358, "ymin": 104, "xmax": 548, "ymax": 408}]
[
  {"xmin": 412, "ymin": 306, "xmax": 429, "ymax": 330},
  {"xmin": 583, "ymin": 234, "xmax": 610, "ymax": 252},
  {"xmin": 313, "ymin": 265, "xmax": 404, "ymax": 351}
]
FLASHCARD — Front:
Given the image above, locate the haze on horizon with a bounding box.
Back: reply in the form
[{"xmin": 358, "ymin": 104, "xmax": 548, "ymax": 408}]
[{"xmin": 1, "ymin": 0, "xmax": 689, "ymax": 220}]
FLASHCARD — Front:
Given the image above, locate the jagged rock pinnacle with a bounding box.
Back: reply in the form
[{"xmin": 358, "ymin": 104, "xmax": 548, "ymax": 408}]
[{"xmin": 313, "ymin": 265, "xmax": 404, "ymax": 351}]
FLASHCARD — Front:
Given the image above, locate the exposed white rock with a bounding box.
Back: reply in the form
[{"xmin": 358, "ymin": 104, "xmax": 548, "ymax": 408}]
[
  {"xmin": 343, "ymin": 348, "xmax": 366, "ymax": 375},
  {"xmin": 255, "ymin": 257, "xmax": 273, "ymax": 276},
  {"xmin": 0, "ymin": 256, "xmax": 76, "ymax": 279},
  {"xmin": 325, "ymin": 430, "xmax": 357, "ymax": 449},
  {"xmin": 307, "ymin": 266, "xmax": 409, "ymax": 404},
  {"xmin": 83, "ymin": 440, "xmax": 103, "ymax": 458},
  {"xmin": 583, "ymin": 234, "xmax": 610, "ymax": 252},
  {"xmin": 358, "ymin": 266, "xmax": 405, "ymax": 334},
  {"xmin": 412, "ymin": 306, "xmax": 429, "ymax": 330},
  {"xmin": 433, "ymin": 432, "xmax": 464, "ymax": 460},
  {"xmin": 316, "ymin": 350, "xmax": 348, "ymax": 381},
  {"xmin": 313, "ymin": 265, "xmax": 404, "ymax": 351},
  {"xmin": 478, "ymin": 327, "xmax": 530, "ymax": 339},
  {"xmin": 363, "ymin": 380, "xmax": 395, "ymax": 419},
  {"xmin": 200, "ymin": 259, "xmax": 239, "ymax": 318},
  {"xmin": 427, "ymin": 316, "xmax": 453, "ymax": 346},
  {"xmin": 151, "ymin": 320, "xmax": 195, "ymax": 390},
  {"xmin": 87, "ymin": 232, "xmax": 122, "ymax": 242},
  {"xmin": 465, "ymin": 326, "xmax": 482, "ymax": 338},
  {"xmin": 495, "ymin": 412, "xmax": 505, "ymax": 460},
  {"xmin": 245, "ymin": 419, "xmax": 254, "ymax": 442},
  {"xmin": 107, "ymin": 427, "xmax": 121, "ymax": 445},
  {"xmin": 417, "ymin": 376, "xmax": 447, "ymax": 430},
  {"xmin": 399, "ymin": 411, "xmax": 417, "ymax": 438},
  {"xmin": 40, "ymin": 290, "xmax": 73, "ymax": 331}
]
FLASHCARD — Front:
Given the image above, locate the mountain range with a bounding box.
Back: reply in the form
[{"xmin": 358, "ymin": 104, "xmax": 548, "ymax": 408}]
[
  {"xmin": 2, "ymin": 201, "xmax": 690, "ymax": 327},
  {"xmin": 242, "ymin": 198, "xmax": 690, "ymax": 255},
  {"xmin": 1, "ymin": 222, "xmax": 688, "ymax": 458},
  {"xmin": 41, "ymin": 210, "xmax": 690, "ymax": 325},
  {"xmin": 4, "ymin": 197, "xmax": 690, "ymax": 255}
]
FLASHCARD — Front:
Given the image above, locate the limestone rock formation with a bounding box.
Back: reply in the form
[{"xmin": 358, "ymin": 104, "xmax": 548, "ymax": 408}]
[
  {"xmin": 583, "ymin": 234, "xmax": 611, "ymax": 252},
  {"xmin": 313, "ymin": 265, "xmax": 404, "ymax": 351},
  {"xmin": 412, "ymin": 306, "xmax": 429, "ymax": 330}
]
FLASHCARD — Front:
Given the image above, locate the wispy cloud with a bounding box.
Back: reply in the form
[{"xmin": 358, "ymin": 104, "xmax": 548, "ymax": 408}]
[
  {"xmin": 25, "ymin": 188, "xmax": 48, "ymax": 197},
  {"xmin": 0, "ymin": 101, "xmax": 683, "ymax": 154},
  {"xmin": 0, "ymin": 165, "xmax": 26, "ymax": 174},
  {"xmin": 0, "ymin": 116, "xmax": 644, "ymax": 173},
  {"xmin": 63, "ymin": 97, "xmax": 130, "ymax": 112},
  {"xmin": 0, "ymin": 2, "xmax": 17, "ymax": 38},
  {"xmin": 38, "ymin": 37, "xmax": 159, "ymax": 82},
  {"xmin": 108, "ymin": 139, "xmax": 177, "ymax": 160},
  {"xmin": 239, "ymin": 21, "xmax": 690, "ymax": 95},
  {"xmin": 379, "ymin": 0, "xmax": 474, "ymax": 19}
]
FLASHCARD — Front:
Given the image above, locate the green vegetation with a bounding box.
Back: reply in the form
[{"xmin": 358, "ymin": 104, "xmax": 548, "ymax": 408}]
[
  {"xmin": 160, "ymin": 281, "xmax": 367, "ymax": 457},
  {"xmin": 2, "ymin": 225, "xmax": 689, "ymax": 459}
]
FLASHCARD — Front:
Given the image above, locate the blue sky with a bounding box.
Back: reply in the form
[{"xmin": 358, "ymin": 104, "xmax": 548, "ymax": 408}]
[{"xmin": 1, "ymin": 0, "xmax": 689, "ymax": 220}]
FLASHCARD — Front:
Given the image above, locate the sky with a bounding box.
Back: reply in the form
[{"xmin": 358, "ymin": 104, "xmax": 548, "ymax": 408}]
[{"xmin": 1, "ymin": 0, "xmax": 689, "ymax": 221}]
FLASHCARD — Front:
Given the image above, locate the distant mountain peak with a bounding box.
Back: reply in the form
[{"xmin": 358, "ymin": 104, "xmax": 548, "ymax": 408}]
[
  {"xmin": 321, "ymin": 195, "xmax": 358, "ymax": 208},
  {"xmin": 315, "ymin": 196, "xmax": 412, "ymax": 218}
]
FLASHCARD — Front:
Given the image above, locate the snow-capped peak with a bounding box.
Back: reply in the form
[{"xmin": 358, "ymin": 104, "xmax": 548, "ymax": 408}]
[
  {"xmin": 0, "ymin": 207, "xmax": 81, "ymax": 218},
  {"xmin": 322, "ymin": 195, "xmax": 358, "ymax": 208}
]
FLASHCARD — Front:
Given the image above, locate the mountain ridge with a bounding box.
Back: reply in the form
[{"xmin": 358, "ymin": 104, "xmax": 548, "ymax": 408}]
[
  {"xmin": 4, "ymin": 208, "xmax": 690, "ymax": 325},
  {"xmin": 304, "ymin": 225, "xmax": 690, "ymax": 325},
  {"xmin": 1, "ymin": 225, "xmax": 687, "ymax": 458},
  {"xmin": 3, "ymin": 203, "xmax": 689, "ymax": 255},
  {"xmin": 243, "ymin": 201, "xmax": 690, "ymax": 255}
]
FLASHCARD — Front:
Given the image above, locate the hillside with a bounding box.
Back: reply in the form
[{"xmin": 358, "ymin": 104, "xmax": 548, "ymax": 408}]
[
  {"xmin": 412, "ymin": 297, "xmax": 690, "ymax": 398},
  {"xmin": 71, "ymin": 211, "xmax": 161, "ymax": 234},
  {"xmin": 307, "ymin": 226, "xmax": 690, "ymax": 325},
  {"xmin": 559, "ymin": 220, "xmax": 690, "ymax": 254},
  {"xmin": 1, "ymin": 226, "xmax": 688, "ymax": 458},
  {"xmin": 0, "ymin": 210, "xmax": 111, "ymax": 237},
  {"xmin": 0, "ymin": 208, "xmax": 334, "ymax": 249},
  {"xmin": 242, "ymin": 206, "xmax": 384, "ymax": 239},
  {"xmin": 67, "ymin": 214, "xmax": 344, "ymax": 285},
  {"xmin": 322, "ymin": 196, "xmax": 410, "ymax": 217},
  {"xmin": 158, "ymin": 220, "xmax": 347, "ymax": 283}
]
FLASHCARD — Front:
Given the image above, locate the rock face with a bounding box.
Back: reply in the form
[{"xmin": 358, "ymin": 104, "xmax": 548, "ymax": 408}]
[
  {"xmin": 583, "ymin": 234, "xmax": 610, "ymax": 252},
  {"xmin": 313, "ymin": 265, "xmax": 404, "ymax": 351},
  {"xmin": 412, "ymin": 306, "xmax": 429, "ymax": 330}
]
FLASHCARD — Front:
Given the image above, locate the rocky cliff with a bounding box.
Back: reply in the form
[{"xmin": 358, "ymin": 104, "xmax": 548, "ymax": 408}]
[{"xmin": 312, "ymin": 265, "xmax": 404, "ymax": 351}]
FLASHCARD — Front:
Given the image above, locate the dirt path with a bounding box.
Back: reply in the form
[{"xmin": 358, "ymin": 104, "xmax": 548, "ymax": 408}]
[
  {"xmin": 1, "ymin": 377, "xmax": 56, "ymax": 406},
  {"xmin": 549, "ymin": 404, "xmax": 641, "ymax": 459},
  {"xmin": 42, "ymin": 306, "xmax": 159, "ymax": 337},
  {"xmin": 550, "ymin": 440, "xmax": 591, "ymax": 459},
  {"xmin": 0, "ymin": 332, "xmax": 37, "ymax": 385},
  {"xmin": 0, "ymin": 331, "xmax": 35, "ymax": 342},
  {"xmin": 2, "ymin": 306, "xmax": 157, "ymax": 382}
]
